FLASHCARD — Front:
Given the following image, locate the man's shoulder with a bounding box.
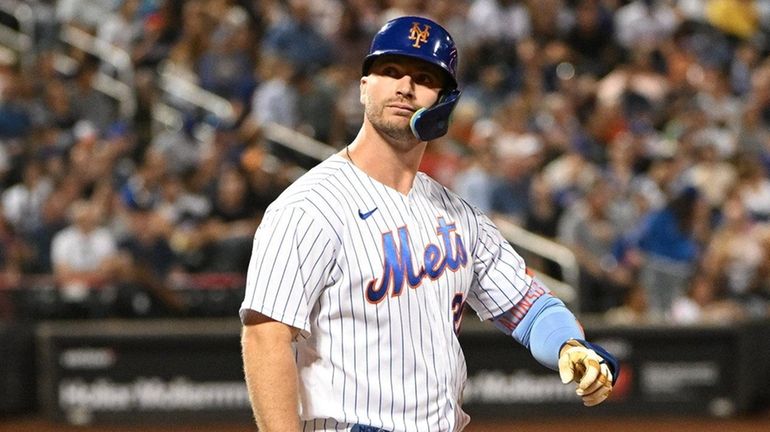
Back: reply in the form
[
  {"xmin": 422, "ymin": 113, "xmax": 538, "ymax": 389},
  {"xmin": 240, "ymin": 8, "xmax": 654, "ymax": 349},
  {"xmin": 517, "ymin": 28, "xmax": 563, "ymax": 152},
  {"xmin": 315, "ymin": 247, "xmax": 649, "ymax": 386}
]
[{"xmin": 265, "ymin": 156, "xmax": 351, "ymax": 225}]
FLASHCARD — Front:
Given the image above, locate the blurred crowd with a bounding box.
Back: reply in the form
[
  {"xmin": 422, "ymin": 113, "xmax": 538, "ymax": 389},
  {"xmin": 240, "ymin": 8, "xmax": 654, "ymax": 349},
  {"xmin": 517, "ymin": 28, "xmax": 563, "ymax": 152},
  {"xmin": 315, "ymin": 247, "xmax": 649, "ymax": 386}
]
[{"xmin": 1, "ymin": 0, "xmax": 769, "ymax": 325}]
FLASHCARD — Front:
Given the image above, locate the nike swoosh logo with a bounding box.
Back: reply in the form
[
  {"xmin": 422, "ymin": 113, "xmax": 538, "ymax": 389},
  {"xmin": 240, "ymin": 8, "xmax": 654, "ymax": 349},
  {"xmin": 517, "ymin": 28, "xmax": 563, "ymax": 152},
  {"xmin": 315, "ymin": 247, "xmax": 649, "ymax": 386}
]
[{"xmin": 358, "ymin": 208, "xmax": 378, "ymax": 220}]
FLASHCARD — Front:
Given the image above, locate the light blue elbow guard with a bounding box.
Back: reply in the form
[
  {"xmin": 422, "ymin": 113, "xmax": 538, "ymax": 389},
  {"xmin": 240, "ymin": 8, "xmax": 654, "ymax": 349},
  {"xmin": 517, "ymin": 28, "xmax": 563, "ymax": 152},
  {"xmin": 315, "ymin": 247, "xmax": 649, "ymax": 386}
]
[{"xmin": 492, "ymin": 292, "xmax": 583, "ymax": 370}]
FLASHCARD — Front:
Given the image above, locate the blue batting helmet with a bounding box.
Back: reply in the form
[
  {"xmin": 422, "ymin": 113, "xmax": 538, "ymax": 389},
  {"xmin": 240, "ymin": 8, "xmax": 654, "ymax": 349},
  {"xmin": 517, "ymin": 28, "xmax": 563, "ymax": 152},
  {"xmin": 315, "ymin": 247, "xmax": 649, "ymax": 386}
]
[{"xmin": 362, "ymin": 16, "xmax": 459, "ymax": 90}]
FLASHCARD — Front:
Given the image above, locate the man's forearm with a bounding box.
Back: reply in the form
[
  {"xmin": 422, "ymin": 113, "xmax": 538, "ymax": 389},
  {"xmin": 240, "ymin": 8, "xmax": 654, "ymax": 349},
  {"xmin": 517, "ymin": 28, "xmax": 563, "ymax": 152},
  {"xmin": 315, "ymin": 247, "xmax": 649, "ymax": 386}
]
[{"xmin": 242, "ymin": 322, "xmax": 301, "ymax": 432}]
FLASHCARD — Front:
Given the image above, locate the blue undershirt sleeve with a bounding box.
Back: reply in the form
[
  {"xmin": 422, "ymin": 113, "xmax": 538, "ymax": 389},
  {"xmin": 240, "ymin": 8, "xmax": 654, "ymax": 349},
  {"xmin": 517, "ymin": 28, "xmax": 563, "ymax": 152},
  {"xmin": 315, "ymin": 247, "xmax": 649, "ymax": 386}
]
[{"xmin": 492, "ymin": 292, "xmax": 584, "ymax": 370}]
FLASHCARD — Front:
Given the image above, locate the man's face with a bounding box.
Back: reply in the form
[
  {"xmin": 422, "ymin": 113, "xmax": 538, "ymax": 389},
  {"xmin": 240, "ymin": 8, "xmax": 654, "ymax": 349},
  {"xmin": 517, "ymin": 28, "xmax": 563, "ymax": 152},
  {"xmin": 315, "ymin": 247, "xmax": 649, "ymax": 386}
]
[{"xmin": 361, "ymin": 55, "xmax": 445, "ymax": 144}]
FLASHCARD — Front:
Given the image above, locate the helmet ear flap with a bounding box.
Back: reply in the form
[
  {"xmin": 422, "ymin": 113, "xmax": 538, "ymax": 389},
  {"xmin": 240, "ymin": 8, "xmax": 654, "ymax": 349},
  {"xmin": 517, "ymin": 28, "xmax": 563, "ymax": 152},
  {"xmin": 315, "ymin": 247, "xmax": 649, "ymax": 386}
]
[{"xmin": 410, "ymin": 89, "xmax": 461, "ymax": 141}]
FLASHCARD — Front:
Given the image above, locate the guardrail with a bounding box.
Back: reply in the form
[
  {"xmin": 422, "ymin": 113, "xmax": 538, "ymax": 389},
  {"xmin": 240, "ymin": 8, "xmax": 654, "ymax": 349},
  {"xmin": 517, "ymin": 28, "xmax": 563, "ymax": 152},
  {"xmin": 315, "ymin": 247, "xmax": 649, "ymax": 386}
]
[
  {"xmin": 492, "ymin": 215, "xmax": 580, "ymax": 310},
  {"xmin": 0, "ymin": 0, "xmax": 35, "ymax": 69},
  {"xmin": 157, "ymin": 62, "xmax": 235, "ymax": 121},
  {"xmin": 0, "ymin": 16, "xmax": 138, "ymax": 119},
  {"xmin": 156, "ymin": 61, "xmax": 338, "ymax": 161},
  {"xmin": 57, "ymin": 24, "xmax": 136, "ymax": 118}
]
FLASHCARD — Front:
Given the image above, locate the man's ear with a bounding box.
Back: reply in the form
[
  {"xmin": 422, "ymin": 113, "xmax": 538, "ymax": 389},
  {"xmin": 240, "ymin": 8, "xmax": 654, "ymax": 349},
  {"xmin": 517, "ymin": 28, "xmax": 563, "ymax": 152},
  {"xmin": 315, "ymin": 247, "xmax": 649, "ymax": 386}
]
[{"xmin": 359, "ymin": 76, "xmax": 368, "ymax": 105}]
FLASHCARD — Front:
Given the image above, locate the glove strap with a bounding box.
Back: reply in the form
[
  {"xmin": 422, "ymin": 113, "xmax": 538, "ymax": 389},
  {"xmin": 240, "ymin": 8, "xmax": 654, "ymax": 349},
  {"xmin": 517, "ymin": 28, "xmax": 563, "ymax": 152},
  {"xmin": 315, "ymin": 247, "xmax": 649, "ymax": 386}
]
[{"xmin": 562, "ymin": 339, "xmax": 620, "ymax": 385}]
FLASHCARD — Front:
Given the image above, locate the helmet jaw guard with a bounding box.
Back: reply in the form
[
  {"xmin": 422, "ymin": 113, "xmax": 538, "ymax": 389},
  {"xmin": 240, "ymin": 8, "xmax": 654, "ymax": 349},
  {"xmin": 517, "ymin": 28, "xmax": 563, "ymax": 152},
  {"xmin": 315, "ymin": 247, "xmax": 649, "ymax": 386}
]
[
  {"xmin": 363, "ymin": 16, "xmax": 461, "ymax": 141},
  {"xmin": 410, "ymin": 89, "xmax": 461, "ymax": 142}
]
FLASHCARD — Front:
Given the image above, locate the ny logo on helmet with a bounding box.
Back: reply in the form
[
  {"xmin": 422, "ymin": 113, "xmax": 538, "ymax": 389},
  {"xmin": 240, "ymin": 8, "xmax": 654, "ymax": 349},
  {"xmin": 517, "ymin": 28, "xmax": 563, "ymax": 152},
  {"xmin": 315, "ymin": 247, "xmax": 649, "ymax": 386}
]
[{"xmin": 408, "ymin": 22, "xmax": 430, "ymax": 48}]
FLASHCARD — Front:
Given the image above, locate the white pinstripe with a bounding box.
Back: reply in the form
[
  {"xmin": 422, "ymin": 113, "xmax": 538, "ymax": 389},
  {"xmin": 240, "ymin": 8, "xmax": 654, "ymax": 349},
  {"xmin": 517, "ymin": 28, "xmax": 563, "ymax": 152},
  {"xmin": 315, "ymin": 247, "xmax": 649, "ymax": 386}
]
[{"xmin": 241, "ymin": 155, "xmax": 533, "ymax": 431}]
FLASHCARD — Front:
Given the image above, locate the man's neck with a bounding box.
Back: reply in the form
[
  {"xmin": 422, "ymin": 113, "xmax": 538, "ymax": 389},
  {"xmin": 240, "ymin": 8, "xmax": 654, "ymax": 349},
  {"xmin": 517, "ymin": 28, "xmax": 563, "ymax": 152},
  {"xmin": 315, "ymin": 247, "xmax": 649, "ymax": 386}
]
[{"xmin": 343, "ymin": 127, "xmax": 426, "ymax": 195}]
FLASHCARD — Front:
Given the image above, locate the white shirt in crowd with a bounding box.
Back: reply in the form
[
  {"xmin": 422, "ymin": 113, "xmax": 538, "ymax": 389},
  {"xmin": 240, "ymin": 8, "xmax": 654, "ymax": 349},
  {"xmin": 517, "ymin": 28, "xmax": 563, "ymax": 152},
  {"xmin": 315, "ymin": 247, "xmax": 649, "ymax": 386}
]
[{"xmin": 51, "ymin": 226, "xmax": 117, "ymax": 272}]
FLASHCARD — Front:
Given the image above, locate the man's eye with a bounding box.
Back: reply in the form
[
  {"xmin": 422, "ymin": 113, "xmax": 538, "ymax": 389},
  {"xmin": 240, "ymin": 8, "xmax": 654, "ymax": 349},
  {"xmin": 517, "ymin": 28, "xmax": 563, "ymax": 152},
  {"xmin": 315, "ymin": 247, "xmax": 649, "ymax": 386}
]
[
  {"xmin": 382, "ymin": 66, "xmax": 401, "ymax": 77},
  {"xmin": 415, "ymin": 74, "xmax": 436, "ymax": 86}
]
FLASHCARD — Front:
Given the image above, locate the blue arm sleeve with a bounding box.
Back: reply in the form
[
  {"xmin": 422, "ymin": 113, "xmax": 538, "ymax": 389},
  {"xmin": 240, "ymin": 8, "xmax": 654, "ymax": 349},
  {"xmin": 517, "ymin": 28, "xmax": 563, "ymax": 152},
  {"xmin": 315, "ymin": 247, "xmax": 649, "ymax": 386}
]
[{"xmin": 492, "ymin": 292, "xmax": 583, "ymax": 370}]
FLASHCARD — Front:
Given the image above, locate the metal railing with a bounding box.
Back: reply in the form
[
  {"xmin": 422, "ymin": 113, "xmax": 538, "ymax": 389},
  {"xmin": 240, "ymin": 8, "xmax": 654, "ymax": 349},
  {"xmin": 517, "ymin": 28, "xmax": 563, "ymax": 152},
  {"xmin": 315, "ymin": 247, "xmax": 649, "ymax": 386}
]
[
  {"xmin": 157, "ymin": 62, "xmax": 236, "ymax": 121},
  {"xmin": 156, "ymin": 61, "xmax": 338, "ymax": 161},
  {"xmin": 0, "ymin": 15, "xmax": 138, "ymax": 118},
  {"xmin": 57, "ymin": 24, "xmax": 136, "ymax": 118},
  {"xmin": 492, "ymin": 216, "xmax": 580, "ymax": 310},
  {"xmin": 59, "ymin": 24, "xmax": 134, "ymax": 82},
  {"xmin": 0, "ymin": 16, "xmax": 139, "ymax": 119},
  {"xmin": 0, "ymin": 0, "xmax": 35, "ymax": 69}
]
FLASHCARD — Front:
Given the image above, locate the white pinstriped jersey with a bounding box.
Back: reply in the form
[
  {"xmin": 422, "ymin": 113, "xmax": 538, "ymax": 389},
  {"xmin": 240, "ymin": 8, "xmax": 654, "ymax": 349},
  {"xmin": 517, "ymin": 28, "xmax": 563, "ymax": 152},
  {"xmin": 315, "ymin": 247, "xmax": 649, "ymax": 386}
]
[{"xmin": 240, "ymin": 155, "xmax": 534, "ymax": 432}]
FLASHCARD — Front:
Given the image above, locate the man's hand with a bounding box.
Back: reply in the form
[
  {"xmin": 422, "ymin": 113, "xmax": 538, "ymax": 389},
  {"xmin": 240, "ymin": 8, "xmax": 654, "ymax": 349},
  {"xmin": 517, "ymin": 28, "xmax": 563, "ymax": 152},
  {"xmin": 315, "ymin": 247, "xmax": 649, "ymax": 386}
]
[{"xmin": 558, "ymin": 339, "xmax": 618, "ymax": 406}]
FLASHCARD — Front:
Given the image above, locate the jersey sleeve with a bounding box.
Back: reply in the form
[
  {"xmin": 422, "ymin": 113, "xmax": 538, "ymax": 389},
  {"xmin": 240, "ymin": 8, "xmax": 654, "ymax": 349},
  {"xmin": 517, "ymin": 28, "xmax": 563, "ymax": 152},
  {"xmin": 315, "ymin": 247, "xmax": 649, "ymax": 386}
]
[
  {"xmin": 239, "ymin": 204, "xmax": 337, "ymax": 337},
  {"xmin": 466, "ymin": 210, "xmax": 533, "ymax": 321}
]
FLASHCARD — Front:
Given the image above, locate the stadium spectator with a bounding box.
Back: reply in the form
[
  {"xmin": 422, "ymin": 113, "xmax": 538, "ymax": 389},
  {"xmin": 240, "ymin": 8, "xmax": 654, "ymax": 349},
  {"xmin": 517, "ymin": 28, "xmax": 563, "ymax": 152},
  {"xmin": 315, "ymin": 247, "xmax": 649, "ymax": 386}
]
[
  {"xmin": 50, "ymin": 199, "xmax": 119, "ymax": 316},
  {"xmin": 705, "ymin": 0, "xmax": 761, "ymax": 41},
  {"xmin": 628, "ymin": 147, "xmax": 682, "ymax": 215},
  {"xmin": 623, "ymin": 186, "xmax": 710, "ymax": 318},
  {"xmin": 614, "ymin": 0, "xmax": 679, "ymax": 51},
  {"xmin": 604, "ymin": 284, "xmax": 650, "ymax": 325},
  {"xmin": 2, "ymin": 159, "xmax": 52, "ymax": 238},
  {"xmin": 70, "ymin": 56, "xmax": 119, "ymax": 131},
  {"xmin": 541, "ymin": 151, "xmax": 599, "ymax": 212},
  {"xmin": 735, "ymin": 154, "xmax": 770, "ymax": 222},
  {"xmin": 96, "ymin": 0, "xmax": 142, "ymax": 55},
  {"xmin": 737, "ymin": 90, "xmax": 770, "ymax": 159},
  {"xmin": 669, "ymin": 273, "xmax": 746, "ymax": 324},
  {"xmin": 248, "ymin": 54, "xmax": 298, "ymax": 129},
  {"xmin": 113, "ymin": 198, "xmax": 186, "ymax": 317},
  {"xmin": 35, "ymin": 79, "xmax": 77, "ymax": 130},
  {"xmin": 34, "ymin": 174, "xmax": 82, "ymax": 274},
  {"xmin": 523, "ymin": 173, "xmax": 561, "ymax": 239},
  {"xmin": 149, "ymin": 118, "xmax": 207, "ymax": 176},
  {"xmin": 131, "ymin": 9, "xmax": 175, "ymax": 70},
  {"xmin": 558, "ymin": 176, "xmax": 630, "ymax": 313},
  {"xmin": 701, "ymin": 193, "xmax": 769, "ymax": 317},
  {"xmin": 197, "ymin": 5, "xmax": 256, "ymax": 100},
  {"xmin": 166, "ymin": 0, "xmax": 214, "ymax": 84},
  {"xmin": 489, "ymin": 98, "xmax": 545, "ymax": 221},
  {"xmin": 199, "ymin": 165, "xmax": 260, "ymax": 273},
  {"xmin": 565, "ymin": 0, "xmax": 622, "ymax": 77},
  {"xmin": 683, "ymin": 136, "xmax": 737, "ymax": 210},
  {"xmin": 467, "ymin": 0, "xmax": 531, "ymax": 43},
  {"xmin": 0, "ymin": 62, "xmax": 32, "ymax": 140},
  {"xmin": 293, "ymin": 68, "xmax": 340, "ymax": 144},
  {"xmin": 119, "ymin": 149, "xmax": 167, "ymax": 213},
  {"xmin": 453, "ymin": 146, "xmax": 497, "ymax": 213},
  {"xmin": 0, "ymin": 202, "xmax": 25, "ymax": 285},
  {"xmin": 55, "ymin": 0, "xmax": 113, "ymax": 29},
  {"xmin": 261, "ymin": 0, "xmax": 334, "ymax": 73}
]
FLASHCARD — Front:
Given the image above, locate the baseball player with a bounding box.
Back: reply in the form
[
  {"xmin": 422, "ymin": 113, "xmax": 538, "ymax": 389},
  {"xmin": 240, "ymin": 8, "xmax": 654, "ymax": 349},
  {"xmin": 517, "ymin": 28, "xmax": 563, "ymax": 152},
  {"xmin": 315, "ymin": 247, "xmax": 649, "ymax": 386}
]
[{"xmin": 240, "ymin": 16, "xmax": 619, "ymax": 432}]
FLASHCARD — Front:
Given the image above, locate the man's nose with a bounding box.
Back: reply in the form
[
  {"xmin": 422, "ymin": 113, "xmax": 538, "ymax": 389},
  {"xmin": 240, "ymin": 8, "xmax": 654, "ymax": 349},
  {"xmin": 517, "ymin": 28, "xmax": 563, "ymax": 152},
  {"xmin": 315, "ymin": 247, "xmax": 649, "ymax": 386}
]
[{"xmin": 394, "ymin": 75, "xmax": 415, "ymax": 98}]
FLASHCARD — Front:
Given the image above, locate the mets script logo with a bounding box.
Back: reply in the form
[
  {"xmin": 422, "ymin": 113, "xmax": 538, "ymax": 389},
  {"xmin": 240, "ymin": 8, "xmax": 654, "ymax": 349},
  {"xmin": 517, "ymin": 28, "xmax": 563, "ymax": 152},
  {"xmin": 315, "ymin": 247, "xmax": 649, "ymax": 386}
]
[
  {"xmin": 366, "ymin": 217, "xmax": 467, "ymax": 303},
  {"xmin": 408, "ymin": 22, "xmax": 431, "ymax": 48}
]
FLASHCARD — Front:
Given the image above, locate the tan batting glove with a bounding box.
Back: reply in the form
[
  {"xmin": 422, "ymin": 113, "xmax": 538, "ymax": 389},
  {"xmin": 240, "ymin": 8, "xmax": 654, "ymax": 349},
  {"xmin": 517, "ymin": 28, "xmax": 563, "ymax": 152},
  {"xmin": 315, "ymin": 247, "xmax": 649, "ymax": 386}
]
[{"xmin": 558, "ymin": 339, "xmax": 614, "ymax": 406}]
